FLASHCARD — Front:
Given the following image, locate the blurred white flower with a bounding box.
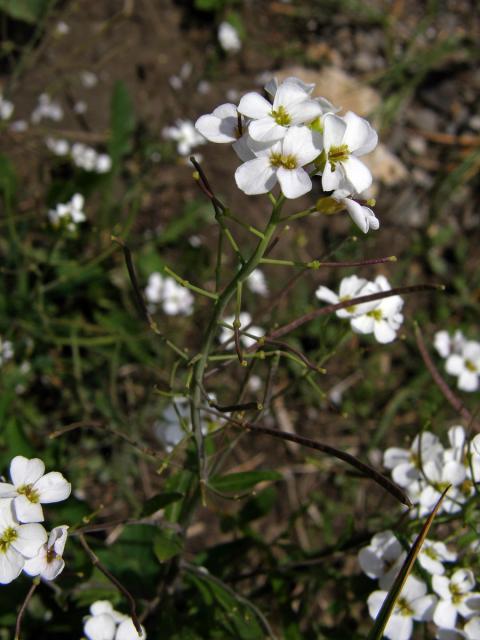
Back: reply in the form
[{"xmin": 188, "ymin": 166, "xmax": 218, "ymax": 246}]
[
  {"xmin": 358, "ymin": 530, "xmax": 406, "ymax": 589},
  {"xmin": 0, "ymin": 94, "xmax": 14, "ymax": 120},
  {"xmin": 0, "ymin": 337, "xmax": 14, "ymax": 366},
  {"xmin": 48, "ymin": 193, "xmax": 86, "ymax": 232},
  {"xmin": 31, "ymin": 93, "xmax": 63, "ymax": 124},
  {"xmin": 434, "ymin": 330, "xmax": 465, "ymax": 359},
  {"xmin": 383, "ymin": 431, "xmax": 444, "ymax": 489},
  {"xmin": 71, "ymin": 143, "xmax": 112, "ymax": 173},
  {"xmin": 247, "ymin": 269, "xmax": 268, "ymax": 296},
  {"xmin": 145, "ymin": 273, "xmax": 194, "ymax": 316},
  {"xmin": 54, "ymin": 21, "xmax": 70, "ymax": 36},
  {"xmin": 416, "ymin": 539, "xmax": 457, "ymax": 576},
  {"xmin": 80, "ymin": 71, "xmax": 98, "ymax": 89},
  {"xmin": 220, "ymin": 312, "xmax": 264, "ymax": 349},
  {"xmin": 445, "ymin": 339, "xmax": 480, "ymax": 392},
  {"xmin": 84, "ymin": 602, "xmax": 146, "ymax": 639},
  {"xmin": 46, "ymin": 137, "xmax": 70, "ymax": 156},
  {"xmin": 154, "ymin": 400, "xmax": 189, "ymax": 452},
  {"xmin": 162, "ymin": 120, "xmax": 206, "ymax": 156},
  {"xmin": 218, "ymin": 22, "xmax": 242, "ymax": 53},
  {"xmin": 0, "ymin": 456, "xmax": 71, "ymax": 523}
]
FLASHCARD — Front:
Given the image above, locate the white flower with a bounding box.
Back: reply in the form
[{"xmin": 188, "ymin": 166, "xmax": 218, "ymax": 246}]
[
  {"xmin": 0, "ymin": 337, "xmax": 14, "ymax": 366},
  {"xmin": 0, "ymin": 94, "xmax": 14, "ymax": 120},
  {"xmin": 218, "ymin": 22, "xmax": 241, "ymax": 53},
  {"xmin": 96, "ymin": 154, "xmax": 112, "ymax": 173},
  {"xmin": 367, "ymin": 575, "xmax": 436, "ymax": 640},
  {"xmin": 383, "ymin": 431, "xmax": 444, "ymax": 489},
  {"xmin": 195, "ymin": 103, "xmax": 253, "ymax": 161},
  {"xmin": 162, "ymin": 119, "xmax": 206, "ymax": 156},
  {"xmin": 331, "ymin": 189, "xmax": 379, "ymax": 233},
  {"xmin": 0, "ymin": 456, "xmax": 71, "ymax": 523},
  {"xmin": 434, "ymin": 330, "xmax": 465, "ymax": 359},
  {"xmin": 350, "ymin": 275, "xmax": 404, "ymax": 344},
  {"xmin": 23, "ymin": 525, "xmax": 68, "ymax": 581},
  {"xmin": 416, "ymin": 539, "xmax": 457, "ymax": 576},
  {"xmin": 433, "ymin": 569, "xmax": 480, "ymax": 629},
  {"xmin": 145, "ymin": 273, "xmax": 194, "ymax": 316},
  {"xmin": 235, "ymin": 125, "xmax": 320, "ymax": 199},
  {"xmin": 315, "ymin": 275, "xmax": 379, "ymax": 320},
  {"xmin": 247, "ymin": 269, "xmax": 268, "ymax": 296},
  {"xmin": 54, "ymin": 21, "xmax": 70, "ymax": 36},
  {"xmin": 419, "ymin": 457, "xmax": 468, "ymax": 515},
  {"xmin": 220, "ymin": 312, "xmax": 264, "ymax": 349},
  {"xmin": 46, "ymin": 137, "xmax": 70, "ymax": 156},
  {"xmin": 84, "ymin": 602, "xmax": 146, "ymax": 640},
  {"xmin": 445, "ymin": 340, "xmax": 480, "ymax": 392},
  {"xmin": 116, "ymin": 619, "xmax": 147, "ymax": 639},
  {"xmin": 437, "ymin": 617, "xmax": 480, "ymax": 639},
  {"xmin": 31, "ymin": 93, "xmax": 63, "ymax": 124},
  {"xmin": 237, "ymin": 77, "xmax": 323, "ymax": 143},
  {"xmin": 0, "ymin": 503, "xmax": 47, "ymax": 584},
  {"xmin": 48, "ymin": 193, "xmax": 86, "ymax": 232},
  {"xmin": 358, "ymin": 530, "xmax": 406, "ymax": 589},
  {"xmin": 80, "ymin": 71, "xmax": 98, "ymax": 89},
  {"xmin": 154, "ymin": 400, "xmax": 190, "ymax": 452},
  {"xmin": 320, "ymin": 111, "xmax": 378, "ymax": 193}
]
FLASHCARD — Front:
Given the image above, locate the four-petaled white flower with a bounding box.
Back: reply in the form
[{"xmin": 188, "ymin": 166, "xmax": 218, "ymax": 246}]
[
  {"xmin": 368, "ymin": 575, "xmax": 437, "ymax": 640},
  {"xmin": 384, "ymin": 431, "xmax": 444, "ymax": 489},
  {"xmin": 0, "ymin": 503, "xmax": 47, "ymax": 584},
  {"xmin": 320, "ymin": 111, "xmax": 378, "ymax": 193},
  {"xmin": 162, "ymin": 119, "xmax": 206, "ymax": 156},
  {"xmin": 145, "ymin": 273, "xmax": 194, "ymax": 316},
  {"xmin": 433, "ymin": 569, "xmax": 480, "ymax": 629},
  {"xmin": 235, "ymin": 126, "xmax": 320, "ymax": 199},
  {"xmin": 23, "ymin": 525, "xmax": 68, "ymax": 581},
  {"xmin": 0, "ymin": 456, "xmax": 71, "ymax": 523},
  {"xmin": 48, "ymin": 193, "xmax": 86, "ymax": 232},
  {"xmin": 194, "ymin": 103, "xmax": 254, "ymax": 162},
  {"xmin": 445, "ymin": 339, "xmax": 480, "ymax": 392},
  {"xmin": 434, "ymin": 330, "xmax": 466, "ymax": 359},
  {"xmin": 237, "ymin": 77, "xmax": 322, "ymax": 144},
  {"xmin": 315, "ymin": 274, "xmax": 377, "ymax": 320},
  {"xmin": 84, "ymin": 601, "xmax": 146, "ymax": 640},
  {"xmin": 358, "ymin": 530, "xmax": 406, "ymax": 589},
  {"xmin": 417, "ymin": 539, "xmax": 457, "ymax": 576},
  {"xmin": 220, "ymin": 312, "xmax": 264, "ymax": 349}
]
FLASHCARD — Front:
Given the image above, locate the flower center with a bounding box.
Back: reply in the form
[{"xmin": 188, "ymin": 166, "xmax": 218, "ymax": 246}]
[
  {"xmin": 269, "ymin": 152, "xmax": 297, "ymax": 170},
  {"xmin": 17, "ymin": 484, "xmax": 40, "ymax": 503},
  {"xmin": 396, "ymin": 597, "xmax": 413, "ymax": 617},
  {"xmin": 425, "ymin": 546, "xmax": 438, "ymax": 560},
  {"xmin": 270, "ymin": 105, "xmax": 291, "ymax": 127},
  {"xmin": 367, "ymin": 309, "xmax": 383, "ymax": 321},
  {"xmin": 339, "ymin": 295, "xmax": 356, "ymax": 314},
  {"xmin": 465, "ymin": 359, "xmax": 477, "ymax": 373},
  {"xmin": 450, "ymin": 583, "xmax": 464, "ymax": 605},
  {"xmin": 0, "ymin": 526, "xmax": 18, "ymax": 553},
  {"xmin": 328, "ymin": 144, "xmax": 350, "ymax": 168}
]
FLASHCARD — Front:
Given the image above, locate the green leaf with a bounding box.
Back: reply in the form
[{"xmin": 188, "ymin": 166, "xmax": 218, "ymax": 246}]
[
  {"xmin": 209, "ymin": 470, "xmax": 282, "ymax": 494},
  {"xmin": 153, "ymin": 529, "xmax": 184, "ymax": 562},
  {"xmin": 108, "ymin": 81, "xmax": 136, "ymax": 168},
  {"xmin": 0, "ymin": 153, "xmax": 17, "ymax": 205},
  {"xmin": 140, "ymin": 492, "xmax": 184, "ymax": 517},
  {"xmin": 0, "ymin": 0, "xmax": 52, "ymax": 23}
]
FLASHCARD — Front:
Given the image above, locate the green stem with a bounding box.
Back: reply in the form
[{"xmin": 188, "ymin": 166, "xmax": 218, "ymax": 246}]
[
  {"xmin": 190, "ymin": 196, "xmax": 285, "ymax": 485},
  {"xmin": 163, "ymin": 266, "xmax": 218, "ymax": 300}
]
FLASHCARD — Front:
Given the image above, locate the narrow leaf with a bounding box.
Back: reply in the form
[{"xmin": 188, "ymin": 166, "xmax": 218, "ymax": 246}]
[
  {"xmin": 367, "ymin": 486, "xmax": 450, "ymax": 640},
  {"xmin": 209, "ymin": 470, "xmax": 282, "ymax": 494}
]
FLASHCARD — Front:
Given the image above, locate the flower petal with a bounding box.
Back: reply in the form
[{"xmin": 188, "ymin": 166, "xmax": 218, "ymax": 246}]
[
  {"xmin": 12, "ymin": 523, "xmax": 47, "ymax": 558},
  {"xmin": 323, "ymin": 114, "xmax": 347, "ymax": 150},
  {"xmin": 342, "ymin": 156, "xmax": 373, "ymax": 193},
  {"xmin": 276, "ymin": 167, "xmax": 312, "ymax": 199},
  {"xmin": 0, "ymin": 547, "xmax": 24, "ymax": 584},
  {"xmin": 34, "ymin": 472, "xmax": 71, "ymax": 504},
  {"xmin": 237, "ymin": 92, "xmax": 271, "ymax": 119},
  {"xmin": 343, "ymin": 111, "xmax": 378, "ymax": 155},
  {"xmin": 249, "ymin": 117, "xmax": 286, "ymax": 143},
  {"xmin": 235, "ymin": 157, "xmax": 276, "ymax": 195},
  {"xmin": 84, "ymin": 613, "xmax": 117, "ymax": 640},
  {"xmin": 10, "ymin": 456, "xmax": 45, "ymax": 487},
  {"xmin": 13, "ymin": 495, "xmax": 44, "ymax": 523}
]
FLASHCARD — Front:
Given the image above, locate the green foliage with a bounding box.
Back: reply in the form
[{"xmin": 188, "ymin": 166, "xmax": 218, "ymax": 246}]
[
  {"xmin": 208, "ymin": 470, "xmax": 282, "ymax": 494},
  {"xmin": 0, "ymin": 0, "xmax": 53, "ymax": 23}
]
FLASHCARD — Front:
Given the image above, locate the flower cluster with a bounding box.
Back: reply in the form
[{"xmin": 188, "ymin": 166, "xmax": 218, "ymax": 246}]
[
  {"xmin": 0, "ymin": 456, "xmax": 70, "ymax": 584},
  {"xmin": 315, "ymin": 274, "xmax": 404, "ymax": 343},
  {"xmin": 434, "ymin": 330, "xmax": 480, "ymax": 392},
  {"xmin": 48, "ymin": 193, "xmax": 86, "ymax": 232},
  {"xmin": 360, "ymin": 526, "xmax": 480, "ymax": 639},
  {"xmin": 384, "ymin": 425, "xmax": 480, "ymax": 517},
  {"xmin": 195, "ymin": 76, "xmax": 379, "ymax": 232},
  {"xmin": 46, "ymin": 138, "xmax": 112, "ymax": 173},
  {"xmin": 145, "ymin": 272, "xmax": 194, "ymax": 316},
  {"xmin": 83, "ymin": 601, "xmax": 146, "ymax": 640}
]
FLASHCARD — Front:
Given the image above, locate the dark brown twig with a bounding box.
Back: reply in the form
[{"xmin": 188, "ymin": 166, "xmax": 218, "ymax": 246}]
[
  {"xmin": 15, "ymin": 580, "xmax": 39, "ymax": 640},
  {"xmin": 79, "ymin": 534, "xmax": 142, "ymax": 634},
  {"xmin": 414, "ymin": 323, "xmax": 477, "ymax": 426},
  {"xmin": 204, "ymin": 408, "xmax": 411, "ymax": 507}
]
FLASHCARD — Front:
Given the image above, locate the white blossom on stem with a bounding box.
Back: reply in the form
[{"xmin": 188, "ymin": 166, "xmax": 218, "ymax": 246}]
[
  {"xmin": 220, "ymin": 312, "xmax": 264, "ymax": 349},
  {"xmin": 368, "ymin": 575, "xmax": 437, "ymax": 640},
  {"xmin": 331, "ymin": 188, "xmax": 379, "ymax": 233},
  {"xmin": 235, "ymin": 125, "xmax": 320, "ymax": 199},
  {"xmin": 145, "ymin": 273, "xmax": 194, "ymax": 316},
  {"xmin": 433, "ymin": 569, "xmax": 480, "ymax": 629},
  {"xmin": 0, "ymin": 456, "xmax": 71, "ymax": 523},
  {"xmin": 320, "ymin": 111, "xmax": 378, "ymax": 193},
  {"xmin": 23, "ymin": 525, "xmax": 68, "ymax": 581},
  {"xmin": 315, "ymin": 275, "xmax": 379, "ymax": 320},
  {"xmin": 358, "ymin": 530, "xmax": 406, "ymax": 589},
  {"xmin": 383, "ymin": 431, "xmax": 444, "ymax": 489},
  {"xmin": 0, "ymin": 503, "xmax": 47, "ymax": 584},
  {"xmin": 237, "ymin": 77, "xmax": 322, "ymax": 144},
  {"xmin": 416, "ymin": 539, "xmax": 457, "ymax": 576},
  {"xmin": 445, "ymin": 339, "xmax": 480, "ymax": 392},
  {"xmin": 350, "ymin": 275, "xmax": 404, "ymax": 344}
]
